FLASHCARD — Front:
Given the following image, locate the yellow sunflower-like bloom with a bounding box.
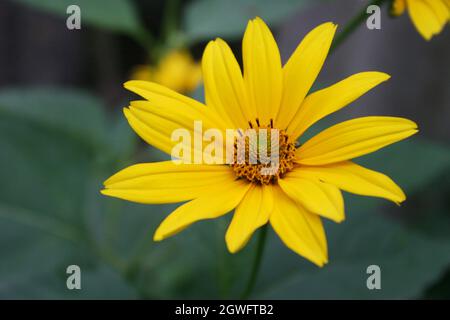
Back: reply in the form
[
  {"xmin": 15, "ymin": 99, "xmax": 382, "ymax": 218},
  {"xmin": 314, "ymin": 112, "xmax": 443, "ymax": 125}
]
[
  {"xmin": 102, "ymin": 18, "xmax": 418, "ymax": 266},
  {"xmin": 392, "ymin": 0, "xmax": 449, "ymax": 40},
  {"xmin": 131, "ymin": 49, "xmax": 202, "ymax": 93}
]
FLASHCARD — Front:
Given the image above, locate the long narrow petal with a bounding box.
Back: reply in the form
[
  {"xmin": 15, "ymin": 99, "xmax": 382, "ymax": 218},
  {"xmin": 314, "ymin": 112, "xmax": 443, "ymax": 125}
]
[
  {"xmin": 278, "ymin": 175, "xmax": 345, "ymax": 223},
  {"xmin": 296, "ymin": 116, "xmax": 418, "ymax": 166},
  {"xmin": 295, "ymin": 161, "xmax": 406, "ymax": 204},
  {"xmin": 406, "ymin": 0, "xmax": 448, "ymax": 40},
  {"xmin": 225, "ymin": 184, "xmax": 273, "ymax": 253},
  {"xmin": 288, "ymin": 72, "xmax": 390, "ymax": 140},
  {"xmin": 202, "ymin": 39, "xmax": 250, "ymax": 129},
  {"xmin": 242, "ymin": 17, "xmax": 282, "ymax": 125},
  {"xmin": 425, "ymin": 0, "xmax": 450, "ymax": 25},
  {"xmin": 276, "ymin": 22, "xmax": 337, "ymax": 130},
  {"xmin": 101, "ymin": 161, "xmax": 235, "ymax": 204},
  {"xmin": 124, "ymin": 81, "xmax": 227, "ymax": 156},
  {"xmin": 270, "ymin": 186, "xmax": 328, "ymax": 266},
  {"xmin": 154, "ymin": 179, "xmax": 251, "ymax": 241}
]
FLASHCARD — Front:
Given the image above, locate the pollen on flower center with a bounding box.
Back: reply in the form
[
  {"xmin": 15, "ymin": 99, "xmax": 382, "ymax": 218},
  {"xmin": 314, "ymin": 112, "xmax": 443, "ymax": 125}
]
[{"xmin": 231, "ymin": 119, "xmax": 297, "ymax": 184}]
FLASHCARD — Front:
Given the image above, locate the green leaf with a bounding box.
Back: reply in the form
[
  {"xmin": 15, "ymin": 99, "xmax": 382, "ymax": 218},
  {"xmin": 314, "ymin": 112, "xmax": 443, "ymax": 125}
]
[
  {"xmin": 0, "ymin": 87, "xmax": 108, "ymax": 150},
  {"xmin": 14, "ymin": 0, "xmax": 144, "ymax": 36},
  {"xmin": 357, "ymin": 139, "xmax": 450, "ymax": 195},
  {"xmin": 251, "ymin": 139, "xmax": 450, "ymax": 299},
  {"xmin": 257, "ymin": 209, "xmax": 450, "ymax": 299},
  {"xmin": 0, "ymin": 88, "xmax": 142, "ymax": 298},
  {"xmin": 183, "ymin": 0, "xmax": 316, "ymax": 42}
]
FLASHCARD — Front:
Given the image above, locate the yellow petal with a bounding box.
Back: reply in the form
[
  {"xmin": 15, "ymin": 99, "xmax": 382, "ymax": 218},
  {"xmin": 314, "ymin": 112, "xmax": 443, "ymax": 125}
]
[
  {"xmin": 296, "ymin": 116, "xmax": 418, "ymax": 166},
  {"xmin": 101, "ymin": 161, "xmax": 235, "ymax": 204},
  {"xmin": 406, "ymin": 0, "xmax": 448, "ymax": 40},
  {"xmin": 225, "ymin": 184, "xmax": 273, "ymax": 253},
  {"xmin": 295, "ymin": 161, "xmax": 406, "ymax": 204},
  {"xmin": 123, "ymin": 81, "xmax": 227, "ymax": 158},
  {"xmin": 151, "ymin": 50, "xmax": 201, "ymax": 93},
  {"xmin": 288, "ymin": 72, "xmax": 390, "ymax": 140},
  {"xmin": 392, "ymin": 0, "xmax": 406, "ymax": 16},
  {"xmin": 242, "ymin": 17, "xmax": 282, "ymax": 125},
  {"xmin": 278, "ymin": 175, "xmax": 345, "ymax": 223},
  {"xmin": 125, "ymin": 80, "xmax": 204, "ymax": 111},
  {"xmin": 424, "ymin": 0, "xmax": 450, "ymax": 26},
  {"xmin": 270, "ymin": 186, "xmax": 328, "ymax": 266},
  {"xmin": 202, "ymin": 39, "xmax": 250, "ymax": 129},
  {"xmin": 154, "ymin": 179, "xmax": 251, "ymax": 241},
  {"xmin": 276, "ymin": 22, "xmax": 337, "ymax": 130},
  {"xmin": 444, "ymin": 0, "xmax": 450, "ymax": 10}
]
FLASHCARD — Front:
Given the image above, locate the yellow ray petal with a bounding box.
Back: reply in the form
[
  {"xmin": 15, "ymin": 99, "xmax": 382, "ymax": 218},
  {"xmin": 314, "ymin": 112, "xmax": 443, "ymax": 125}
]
[
  {"xmin": 124, "ymin": 81, "xmax": 227, "ymax": 153},
  {"xmin": 270, "ymin": 186, "xmax": 328, "ymax": 266},
  {"xmin": 276, "ymin": 22, "xmax": 337, "ymax": 130},
  {"xmin": 392, "ymin": 0, "xmax": 406, "ymax": 16},
  {"xmin": 424, "ymin": 0, "xmax": 450, "ymax": 26},
  {"xmin": 294, "ymin": 161, "xmax": 406, "ymax": 204},
  {"xmin": 226, "ymin": 184, "xmax": 273, "ymax": 253},
  {"xmin": 125, "ymin": 80, "xmax": 204, "ymax": 111},
  {"xmin": 278, "ymin": 175, "xmax": 345, "ymax": 223},
  {"xmin": 123, "ymin": 107, "xmax": 173, "ymax": 155},
  {"xmin": 101, "ymin": 161, "xmax": 235, "ymax": 204},
  {"xmin": 406, "ymin": 0, "xmax": 447, "ymax": 40},
  {"xmin": 242, "ymin": 17, "xmax": 282, "ymax": 125},
  {"xmin": 124, "ymin": 81, "xmax": 227, "ymax": 130},
  {"xmin": 154, "ymin": 179, "xmax": 251, "ymax": 241},
  {"xmin": 444, "ymin": 0, "xmax": 450, "ymax": 10},
  {"xmin": 202, "ymin": 39, "xmax": 250, "ymax": 129},
  {"xmin": 296, "ymin": 116, "xmax": 418, "ymax": 166},
  {"xmin": 288, "ymin": 72, "xmax": 390, "ymax": 140}
]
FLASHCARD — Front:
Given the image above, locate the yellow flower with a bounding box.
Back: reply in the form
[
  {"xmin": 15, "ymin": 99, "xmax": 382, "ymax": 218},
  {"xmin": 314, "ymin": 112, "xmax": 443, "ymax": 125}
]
[
  {"xmin": 392, "ymin": 0, "xmax": 449, "ymax": 40},
  {"xmin": 102, "ymin": 18, "xmax": 418, "ymax": 266},
  {"xmin": 131, "ymin": 49, "xmax": 202, "ymax": 93}
]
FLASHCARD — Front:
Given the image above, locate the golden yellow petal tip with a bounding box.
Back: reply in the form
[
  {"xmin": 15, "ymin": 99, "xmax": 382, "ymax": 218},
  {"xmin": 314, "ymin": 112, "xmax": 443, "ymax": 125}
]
[
  {"xmin": 317, "ymin": 258, "xmax": 328, "ymax": 268},
  {"xmin": 379, "ymin": 72, "xmax": 391, "ymax": 81},
  {"xmin": 226, "ymin": 242, "xmax": 239, "ymax": 254},
  {"xmin": 153, "ymin": 232, "xmax": 163, "ymax": 242},
  {"xmin": 123, "ymin": 80, "xmax": 134, "ymax": 89}
]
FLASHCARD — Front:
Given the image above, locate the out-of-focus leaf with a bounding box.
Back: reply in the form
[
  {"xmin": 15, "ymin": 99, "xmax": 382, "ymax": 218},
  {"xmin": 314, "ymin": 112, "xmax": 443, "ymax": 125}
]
[
  {"xmin": 183, "ymin": 0, "xmax": 317, "ymax": 42},
  {"xmin": 425, "ymin": 269, "xmax": 450, "ymax": 299},
  {"xmin": 14, "ymin": 0, "xmax": 143, "ymax": 36},
  {"xmin": 0, "ymin": 88, "xmax": 108, "ymax": 150},
  {"xmin": 0, "ymin": 88, "xmax": 142, "ymax": 298},
  {"xmin": 358, "ymin": 139, "xmax": 450, "ymax": 195},
  {"xmin": 257, "ymin": 208, "xmax": 450, "ymax": 299},
  {"xmin": 252, "ymin": 139, "xmax": 450, "ymax": 299}
]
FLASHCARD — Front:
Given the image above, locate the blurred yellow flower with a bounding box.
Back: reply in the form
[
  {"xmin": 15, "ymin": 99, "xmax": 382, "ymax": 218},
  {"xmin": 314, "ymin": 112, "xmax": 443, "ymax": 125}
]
[
  {"xmin": 131, "ymin": 49, "xmax": 202, "ymax": 93},
  {"xmin": 102, "ymin": 18, "xmax": 418, "ymax": 266},
  {"xmin": 392, "ymin": 0, "xmax": 449, "ymax": 40}
]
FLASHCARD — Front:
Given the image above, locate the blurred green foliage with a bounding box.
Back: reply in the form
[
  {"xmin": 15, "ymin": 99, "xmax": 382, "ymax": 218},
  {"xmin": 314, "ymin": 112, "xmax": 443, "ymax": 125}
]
[
  {"xmin": 13, "ymin": 0, "xmax": 323, "ymax": 45},
  {"xmin": 183, "ymin": 0, "xmax": 318, "ymax": 41},
  {"xmin": 2, "ymin": 0, "xmax": 450, "ymax": 299},
  {"xmin": 15, "ymin": 0, "xmax": 144, "ymax": 36},
  {"xmin": 1, "ymin": 87, "xmax": 449, "ymax": 299}
]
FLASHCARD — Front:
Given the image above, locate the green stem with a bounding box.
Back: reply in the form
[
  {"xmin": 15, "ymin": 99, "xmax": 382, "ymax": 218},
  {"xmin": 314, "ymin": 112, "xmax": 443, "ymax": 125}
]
[
  {"xmin": 241, "ymin": 225, "xmax": 268, "ymax": 299},
  {"xmin": 330, "ymin": 0, "xmax": 389, "ymax": 52}
]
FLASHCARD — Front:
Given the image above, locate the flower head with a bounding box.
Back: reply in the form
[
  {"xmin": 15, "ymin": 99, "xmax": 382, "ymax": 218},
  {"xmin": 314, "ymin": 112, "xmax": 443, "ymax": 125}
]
[
  {"xmin": 102, "ymin": 18, "xmax": 418, "ymax": 266},
  {"xmin": 391, "ymin": 0, "xmax": 449, "ymax": 40},
  {"xmin": 131, "ymin": 49, "xmax": 201, "ymax": 93}
]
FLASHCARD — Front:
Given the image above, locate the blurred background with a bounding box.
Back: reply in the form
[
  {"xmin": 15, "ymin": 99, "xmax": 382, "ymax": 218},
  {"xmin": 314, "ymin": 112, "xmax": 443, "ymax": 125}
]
[{"xmin": 0, "ymin": 0, "xmax": 449, "ymax": 299}]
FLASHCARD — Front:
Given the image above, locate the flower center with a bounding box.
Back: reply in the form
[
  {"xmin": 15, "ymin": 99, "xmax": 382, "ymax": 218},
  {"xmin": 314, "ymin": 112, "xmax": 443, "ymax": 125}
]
[{"xmin": 231, "ymin": 119, "xmax": 297, "ymax": 184}]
